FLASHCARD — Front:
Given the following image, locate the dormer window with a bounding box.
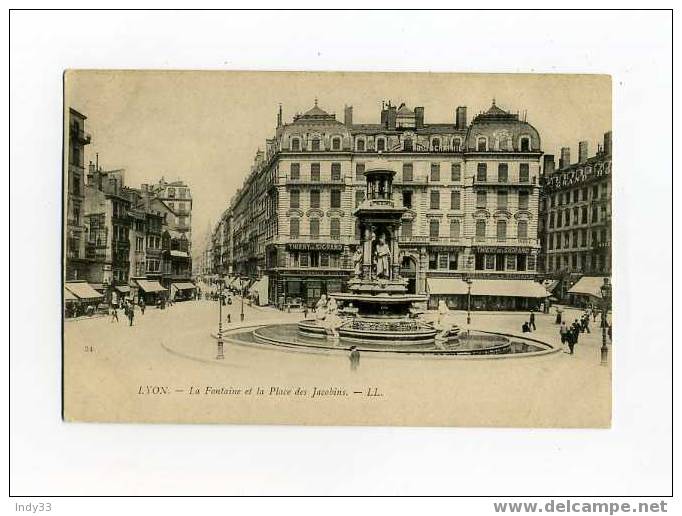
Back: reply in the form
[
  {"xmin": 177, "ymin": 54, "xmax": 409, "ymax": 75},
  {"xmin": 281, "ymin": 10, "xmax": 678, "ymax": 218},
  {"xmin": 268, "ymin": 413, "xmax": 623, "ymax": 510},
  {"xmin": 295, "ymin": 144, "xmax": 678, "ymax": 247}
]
[
  {"xmin": 357, "ymin": 138, "xmax": 365, "ymax": 151},
  {"xmin": 331, "ymin": 137, "xmax": 341, "ymax": 150},
  {"xmin": 403, "ymin": 138, "xmax": 413, "ymax": 151},
  {"xmin": 311, "ymin": 138, "xmax": 321, "ymax": 151},
  {"xmin": 291, "ymin": 138, "xmax": 300, "ymax": 151},
  {"xmin": 520, "ymin": 137, "xmax": 530, "ymax": 152},
  {"xmin": 376, "ymin": 138, "xmax": 386, "ymax": 151},
  {"xmin": 432, "ymin": 138, "xmax": 440, "ymax": 151},
  {"xmin": 477, "ymin": 137, "xmax": 488, "ymax": 152},
  {"xmin": 452, "ymin": 138, "xmax": 462, "ymax": 152}
]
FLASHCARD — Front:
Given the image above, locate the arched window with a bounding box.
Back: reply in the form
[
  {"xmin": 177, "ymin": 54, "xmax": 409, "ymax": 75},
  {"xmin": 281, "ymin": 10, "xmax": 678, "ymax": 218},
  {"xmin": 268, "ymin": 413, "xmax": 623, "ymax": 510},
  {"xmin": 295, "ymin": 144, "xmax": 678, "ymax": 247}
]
[
  {"xmin": 331, "ymin": 137, "xmax": 341, "ymax": 150},
  {"xmin": 291, "ymin": 138, "xmax": 300, "ymax": 151},
  {"xmin": 452, "ymin": 138, "xmax": 461, "ymax": 152},
  {"xmin": 496, "ymin": 220, "xmax": 507, "ymax": 241},
  {"xmin": 290, "ymin": 218, "xmax": 300, "ymax": 238},
  {"xmin": 432, "ymin": 138, "xmax": 440, "ymax": 151},
  {"xmin": 475, "ymin": 220, "xmax": 487, "ymax": 239},
  {"xmin": 309, "ymin": 218, "xmax": 320, "ymax": 238},
  {"xmin": 477, "ymin": 137, "xmax": 488, "ymax": 152},
  {"xmin": 518, "ymin": 220, "xmax": 528, "ymax": 240},
  {"xmin": 520, "ymin": 137, "xmax": 530, "ymax": 152},
  {"xmin": 311, "ymin": 138, "xmax": 321, "ymax": 151},
  {"xmin": 376, "ymin": 138, "xmax": 386, "ymax": 151},
  {"xmin": 330, "ymin": 218, "xmax": 340, "ymax": 238},
  {"xmin": 356, "ymin": 138, "xmax": 365, "ymax": 151}
]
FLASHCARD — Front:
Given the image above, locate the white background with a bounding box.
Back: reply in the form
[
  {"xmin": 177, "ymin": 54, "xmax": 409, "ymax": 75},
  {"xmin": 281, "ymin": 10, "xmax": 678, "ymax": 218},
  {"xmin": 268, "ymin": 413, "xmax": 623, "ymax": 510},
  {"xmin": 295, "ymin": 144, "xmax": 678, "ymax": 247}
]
[{"xmin": 6, "ymin": 7, "xmax": 674, "ymax": 513}]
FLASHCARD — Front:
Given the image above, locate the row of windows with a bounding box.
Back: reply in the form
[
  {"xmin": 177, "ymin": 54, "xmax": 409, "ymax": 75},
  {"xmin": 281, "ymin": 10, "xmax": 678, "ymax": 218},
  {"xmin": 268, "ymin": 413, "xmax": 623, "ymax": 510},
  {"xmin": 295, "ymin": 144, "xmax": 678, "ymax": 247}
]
[
  {"xmin": 546, "ymin": 228, "xmax": 610, "ymax": 250},
  {"xmin": 545, "ymin": 253, "xmax": 609, "ymax": 273},
  {"xmin": 547, "ymin": 204, "xmax": 608, "ymax": 228},
  {"xmin": 402, "ymin": 219, "xmax": 530, "ymax": 240},
  {"xmin": 288, "ymin": 161, "xmax": 532, "ymax": 184},
  {"xmin": 289, "ymin": 251, "xmax": 342, "ymax": 268},
  {"xmin": 289, "ymin": 135, "xmax": 533, "ymax": 153},
  {"xmin": 472, "ymin": 190, "xmax": 530, "ymax": 210},
  {"xmin": 474, "ymin": 253, "xmax": 536, "ymax": 271},
  {"xmin": 545, "ymin": 184, "xmax": 608, "ymax": 209},
  {"xmin": 290, "ymin": 189, "xmax": 342, "ymax": 209},
  {"xmin": 476, "ymin": 163, "xmax": 530, "ymax": 183},
  {"xmin": 289, "ymin": 218, "xmax": 342, "ymax": 238},
  {"xmin": 166, "ymin": 187, "xmax": 188, "ymax": 199}
]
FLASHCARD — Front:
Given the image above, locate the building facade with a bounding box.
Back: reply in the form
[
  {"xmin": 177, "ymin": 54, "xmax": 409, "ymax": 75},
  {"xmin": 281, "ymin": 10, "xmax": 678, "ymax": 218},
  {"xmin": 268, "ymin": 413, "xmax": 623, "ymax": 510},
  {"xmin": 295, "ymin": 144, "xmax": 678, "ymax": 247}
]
[
  {"xmin": 65, "ymin": 108, "xmax": 91, "ymax": 280},
  {"xmin": 538, "ymin": 132, "xmax": 612, "ymax": 301},
  {"xmin": 220, "ymin": 100, "xmax": 545, "ymax": 310}
]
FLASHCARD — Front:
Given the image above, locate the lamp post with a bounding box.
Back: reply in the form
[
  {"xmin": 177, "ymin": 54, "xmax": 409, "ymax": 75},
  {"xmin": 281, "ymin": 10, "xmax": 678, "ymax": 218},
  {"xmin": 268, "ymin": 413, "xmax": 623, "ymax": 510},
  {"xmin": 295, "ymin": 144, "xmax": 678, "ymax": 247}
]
[
  {"xmin": 465, "ymin": 276, "xmax": 473, "ymax": 329},
  {"xmin": 240, "ymin": 276, "xmax": 245, "ymax": 322},
  {"xmin": 216, "ymin": 275, "xmax": 225, "ymax": 360},
  {"xmin": 600, "ymin": 278, "xmax": 612, "ymax": 366}
]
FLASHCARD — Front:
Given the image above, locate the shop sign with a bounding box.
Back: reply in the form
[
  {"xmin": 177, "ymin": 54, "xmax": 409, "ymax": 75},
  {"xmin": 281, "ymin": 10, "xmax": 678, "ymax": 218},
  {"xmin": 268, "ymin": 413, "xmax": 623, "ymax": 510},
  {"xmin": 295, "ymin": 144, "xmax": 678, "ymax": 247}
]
[
  {"xmin": 429, "ymin": 245, "xmax": 465, "ymax": 253},
  {"xmin": 286, "ymin": 243, "xmax": 344, "ymax": 252},
  {"xmin": 473, "ymin": 246, "xmax": 531, "ymax": 254}
]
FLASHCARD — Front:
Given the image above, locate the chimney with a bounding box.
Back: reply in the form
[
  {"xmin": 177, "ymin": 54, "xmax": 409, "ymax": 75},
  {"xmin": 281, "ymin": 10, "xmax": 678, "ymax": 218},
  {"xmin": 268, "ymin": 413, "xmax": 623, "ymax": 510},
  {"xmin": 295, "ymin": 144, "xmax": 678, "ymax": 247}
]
[
  {"xmin": 344, "ymin": 105, "xmax": 353, "ymax": 127},
  {"xmin": 277, "ymin": 104, "xmax": 282, "ymax": 128},
  {"xmin": 603, "ymin": 131, "xmax": 612, "ymax": 156},
  {"xmin": 543, "ymin": 155, "xmax": 555, "ymax": 177},
  {"xmin": 414, "ymin": 106, "xmax": 424, "ymax": 129},
  {"xmin": 560, "ymin": 147, "xmax": 571, "ymax": 169},
  {"xmin": 385, "ymin": 102, "xmax": 397, "ymax": 130},
  {"xmin": 578, "ymin": 141, "xmax": 589, "ymax": 164},
  {"xmin": 456, "ymin": 106, "xmax": 467, "ymax": 129}
]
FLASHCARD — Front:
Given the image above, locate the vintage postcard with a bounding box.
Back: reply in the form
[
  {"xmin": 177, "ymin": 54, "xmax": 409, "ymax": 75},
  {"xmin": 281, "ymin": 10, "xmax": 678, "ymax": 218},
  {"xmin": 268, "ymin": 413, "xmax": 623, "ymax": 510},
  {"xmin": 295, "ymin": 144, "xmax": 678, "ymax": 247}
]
[{"xmin": 63, "ymin": 71, "xmax": 612, "ymax": 427}]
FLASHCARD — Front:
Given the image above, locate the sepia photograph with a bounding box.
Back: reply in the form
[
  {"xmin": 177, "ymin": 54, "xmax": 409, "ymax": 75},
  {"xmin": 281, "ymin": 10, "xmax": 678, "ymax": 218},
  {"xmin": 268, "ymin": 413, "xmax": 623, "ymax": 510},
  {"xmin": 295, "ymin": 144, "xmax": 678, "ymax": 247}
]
[{"xmin": 63, "ymin": 71, "xmax": 613, "ymax": 427}]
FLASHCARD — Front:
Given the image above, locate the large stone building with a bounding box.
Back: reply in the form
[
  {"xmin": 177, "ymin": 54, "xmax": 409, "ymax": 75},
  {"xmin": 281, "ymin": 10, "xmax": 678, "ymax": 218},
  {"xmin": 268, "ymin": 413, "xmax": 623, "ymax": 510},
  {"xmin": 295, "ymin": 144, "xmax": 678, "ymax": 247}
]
[
  {"xmin": 65, "ymin": 108, "xmax": 91, "ymax": 280},
  {"xmin": 538, "ymin": 132, "xmax": 612, "ymax": 302},
  {"xmin": 218, "ymin": 100, "xmax": 547, "ymax": 310}
]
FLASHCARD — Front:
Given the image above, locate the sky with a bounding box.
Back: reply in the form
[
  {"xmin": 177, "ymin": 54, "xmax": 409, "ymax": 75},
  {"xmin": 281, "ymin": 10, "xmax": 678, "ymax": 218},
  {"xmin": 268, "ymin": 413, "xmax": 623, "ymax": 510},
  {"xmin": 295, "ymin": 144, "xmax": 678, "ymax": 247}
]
[{"xmin": 66, "ymin": 71, "xmax": 611, "ymax": 253}]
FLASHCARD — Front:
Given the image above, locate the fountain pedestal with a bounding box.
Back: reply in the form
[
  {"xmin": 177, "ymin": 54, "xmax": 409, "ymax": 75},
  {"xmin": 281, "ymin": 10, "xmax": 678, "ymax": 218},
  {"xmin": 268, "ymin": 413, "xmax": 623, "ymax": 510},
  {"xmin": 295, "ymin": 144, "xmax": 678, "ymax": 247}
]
[{"xmin": 298, "ymin": 162, "xmax": 449, "ymax": 347}]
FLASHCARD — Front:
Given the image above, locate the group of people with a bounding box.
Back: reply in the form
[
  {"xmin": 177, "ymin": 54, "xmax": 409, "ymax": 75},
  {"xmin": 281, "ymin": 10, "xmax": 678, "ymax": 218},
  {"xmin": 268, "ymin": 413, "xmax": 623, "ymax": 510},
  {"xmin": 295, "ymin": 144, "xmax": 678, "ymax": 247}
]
[
  {"xmin": 521, "ymin": 310, "xmax": 537, "ymax": 333},
  {"xmin": 559, "ymin": 310, "xmax": 592, "ymax": 355},
  {"xmin": 110, "ymin": 298, "xmax": 142, "ymax": 326}
]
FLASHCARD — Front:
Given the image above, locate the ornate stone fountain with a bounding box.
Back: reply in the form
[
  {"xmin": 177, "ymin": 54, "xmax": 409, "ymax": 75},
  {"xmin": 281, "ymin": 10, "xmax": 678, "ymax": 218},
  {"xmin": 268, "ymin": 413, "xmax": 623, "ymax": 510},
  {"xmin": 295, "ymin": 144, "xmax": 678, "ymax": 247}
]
[{"xmin": 298, "ymin": 162, "xmax": 458, "ymax": 347}]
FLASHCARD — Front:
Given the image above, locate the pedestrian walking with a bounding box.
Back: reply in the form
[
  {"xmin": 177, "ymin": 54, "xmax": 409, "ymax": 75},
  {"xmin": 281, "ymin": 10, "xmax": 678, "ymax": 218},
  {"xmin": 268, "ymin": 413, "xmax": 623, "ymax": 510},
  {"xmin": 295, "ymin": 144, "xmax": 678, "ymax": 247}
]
[
  {"xmin": 127, "ymin": 305, "xmax": 135, "ymax": 326},
  {"xmin": 559, "ymin": 321, "xmax": 568, "ymax": 349},
  {"xmin": 349, "ymin": 346, "xmax": 360, "ymax": 371},
  {"xmin": 529, "ymin": 310, "xmax": 536, "ymax": 331},
  {"xmin": 110, "ymin": 305, "xmax": 119, "ymax": 323},
  {"xmin": 555, "ymin": 308, "xmax": 562, "ymax": 325},
  {"xmin": 139, "ymin": 298, "xmax": 146, "ymax": 315}
]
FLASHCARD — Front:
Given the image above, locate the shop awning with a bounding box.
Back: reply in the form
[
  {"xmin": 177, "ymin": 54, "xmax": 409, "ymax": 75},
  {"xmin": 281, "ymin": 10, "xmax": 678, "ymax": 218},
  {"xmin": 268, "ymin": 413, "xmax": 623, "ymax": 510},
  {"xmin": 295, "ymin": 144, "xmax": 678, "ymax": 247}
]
[
  {"xmin": 567, "ymin": 276, "xmax": 609, "ymax": 299},
  {"xmin": 226, "ymin": 277, "xmax": 238, "ymax": 288},
  {"xmin": 114, "ymin": 285, "xmax": 131, "ymax": 294},
  {"xmin": 135, "ymin": 280, "xmax": 167, "ymax": 293},
  {"xmin": 248, "ymin": 276, "xmax": 269, "ymax": 306},
  {"xmin": 173, "ymin": 282, "xmax": 196, "ymax": 290},
  {"xmin": 427, "ymin": 279, "xmax": 549, "ymax": 298},
  {"xmin": 65, "ymin": 282, "xmax": 104, "ymax": 301},
  {"xmin": 471, "ymin": 280, "xmax": 550, "ymax": 298},
  {"xmin": 427, "ymin": 278, "xmax": 470, "ymax": 295},
  {"xmin": 64, "ymin": 288, "xmax": 77, "ymax": 301}
]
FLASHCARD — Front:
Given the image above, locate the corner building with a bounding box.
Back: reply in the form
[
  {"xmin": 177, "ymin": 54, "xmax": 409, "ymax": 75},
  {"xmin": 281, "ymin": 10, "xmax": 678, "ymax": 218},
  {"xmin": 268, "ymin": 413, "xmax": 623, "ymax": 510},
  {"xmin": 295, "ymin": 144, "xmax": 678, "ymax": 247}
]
[{"xmin": 228, "ymin": 100, "xmax": 544, "ymax": 310}]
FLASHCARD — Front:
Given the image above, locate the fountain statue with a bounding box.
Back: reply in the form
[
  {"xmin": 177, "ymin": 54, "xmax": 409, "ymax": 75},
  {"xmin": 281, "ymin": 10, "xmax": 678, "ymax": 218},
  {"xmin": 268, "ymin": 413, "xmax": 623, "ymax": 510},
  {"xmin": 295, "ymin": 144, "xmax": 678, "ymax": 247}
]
[{"xmin": 298, "ymin": 161, "xmax": 459, "ymax": 347}]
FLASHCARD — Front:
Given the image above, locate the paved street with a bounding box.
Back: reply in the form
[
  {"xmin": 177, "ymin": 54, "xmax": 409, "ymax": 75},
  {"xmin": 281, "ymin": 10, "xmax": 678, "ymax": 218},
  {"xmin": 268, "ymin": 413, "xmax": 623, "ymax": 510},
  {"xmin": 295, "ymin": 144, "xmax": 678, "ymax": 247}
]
[{"xmin": 64, "ymin": 299, "xmax": 611, "ymax": 428}]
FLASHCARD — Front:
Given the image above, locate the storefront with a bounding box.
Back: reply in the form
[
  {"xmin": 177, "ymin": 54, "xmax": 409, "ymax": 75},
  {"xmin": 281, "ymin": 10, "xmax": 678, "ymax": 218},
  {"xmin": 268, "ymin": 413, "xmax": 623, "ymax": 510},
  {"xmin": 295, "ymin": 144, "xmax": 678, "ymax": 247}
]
[
  {"xmin": 64, "ymin": 281, "xmax": 105, "ymax": 316},
  {"xmin": 170, "ymin": 282, "xmax": 196, "ymax": 301},
  {"xmin": 134, "ymin": 279, "xmax": 168, "ymax": 305},
  {"xmin": 113, "ymin": 285, "xmax": 131, "ymax": 306},
  {"xmin": 426, "ymin": 278, "xmax": 549, "ymax": 311},
  {"xmin": 247, "ymin": 276, "xmax": 269, "ymax": 306},
  {"xmin": 566, "ymin": 275, "xmax": 608, "ymax": 307}
]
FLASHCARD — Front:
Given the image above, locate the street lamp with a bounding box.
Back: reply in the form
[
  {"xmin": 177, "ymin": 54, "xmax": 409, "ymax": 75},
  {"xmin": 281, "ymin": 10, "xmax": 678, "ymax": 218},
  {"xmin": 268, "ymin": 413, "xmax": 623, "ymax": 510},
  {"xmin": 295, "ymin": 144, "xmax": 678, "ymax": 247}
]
[
  {"xmin": 216, "ymin": 275, "xmax": 225, "ymax": 360},
  {"xmin": 464, "ymin": 276, "xmax": 473, "ymax": 329},
  {"xmin": 600, "ymin": 278, "xmax": 612, "ymax": 366},
  {"xmin": 240, "ymin": 276, "xmax": 245, "ymax": 322}
]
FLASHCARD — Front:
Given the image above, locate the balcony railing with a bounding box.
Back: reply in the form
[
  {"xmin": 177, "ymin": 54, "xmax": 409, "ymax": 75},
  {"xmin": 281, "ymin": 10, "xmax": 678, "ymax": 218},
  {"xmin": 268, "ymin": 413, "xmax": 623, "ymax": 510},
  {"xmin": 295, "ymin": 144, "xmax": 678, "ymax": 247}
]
[{"xmin": 281, "ymin": 174, "xmax": 348, "ymax": 186}]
